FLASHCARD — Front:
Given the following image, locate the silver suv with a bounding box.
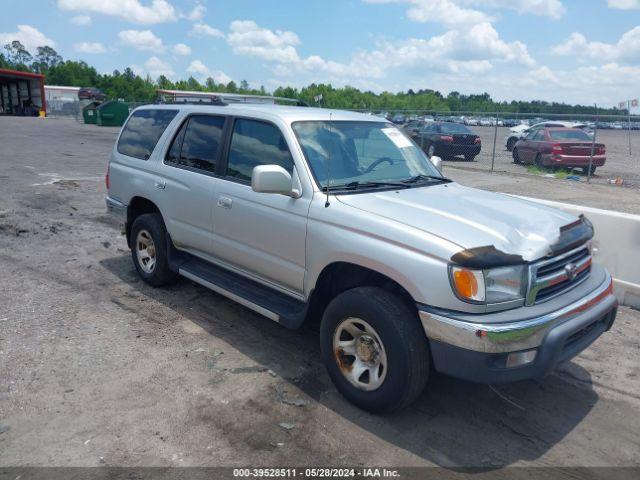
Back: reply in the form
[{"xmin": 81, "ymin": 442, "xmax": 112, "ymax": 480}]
[{"xmin": 106, "ymin": 97, "xmax": 617, "ymax": 413}]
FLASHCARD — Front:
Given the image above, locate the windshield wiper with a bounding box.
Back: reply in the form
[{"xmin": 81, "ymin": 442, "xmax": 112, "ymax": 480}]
[
  {"xmin": 400, "ymin": 174, "xmax": 452, "ymax": 184},
  {"xmin": 323, "ymin": 180, "xmax": 411, "ymax": 191}
]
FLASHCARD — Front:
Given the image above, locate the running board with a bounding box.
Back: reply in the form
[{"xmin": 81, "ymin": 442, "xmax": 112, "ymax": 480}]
[{"xmin": 176, "ymin": 253, "xmax": 308, "ymax": 329}]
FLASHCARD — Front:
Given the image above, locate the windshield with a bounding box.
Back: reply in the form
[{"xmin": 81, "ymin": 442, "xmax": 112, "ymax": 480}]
[
  {"xmin": 549, "ymin": 129, "xmax": 592, "ymax": 141},
  {"xmin": 291, "ymin": 121, "xmax": 443, "ymax": 189}
]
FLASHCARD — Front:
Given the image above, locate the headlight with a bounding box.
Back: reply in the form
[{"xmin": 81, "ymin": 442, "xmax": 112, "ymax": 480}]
[{"xmin": 450, "ymin": 265, "xmax": 526, "ymax": 304}]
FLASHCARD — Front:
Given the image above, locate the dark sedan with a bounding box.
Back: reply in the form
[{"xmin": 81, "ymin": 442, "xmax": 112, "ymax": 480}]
[
  {"xmin": 512, "ymin": 127, "xmax": 605, "ymax": 174},
  {"xmin": 410, "ymin": 122, "xmax": 481, "ymax": 161}
]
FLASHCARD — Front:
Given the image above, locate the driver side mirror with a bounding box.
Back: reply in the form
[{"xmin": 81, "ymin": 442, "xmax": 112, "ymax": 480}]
[
  {"xmin": 430, "ymin": 155, "xmax": 443, "ymax": 172},
  {"xmin": 252, "ymin": 165, "xmax": 298, "ymax": 197}
]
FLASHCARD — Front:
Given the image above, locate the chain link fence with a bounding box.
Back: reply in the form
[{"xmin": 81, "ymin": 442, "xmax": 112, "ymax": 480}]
[{"xmin": 354, "ymin": 110, "xmax": 640, "ymax": 188}]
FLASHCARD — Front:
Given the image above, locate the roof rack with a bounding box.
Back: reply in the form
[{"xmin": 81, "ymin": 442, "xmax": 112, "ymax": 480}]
[{"xmin": 156, "ymin": 89, "xmax": 308, "ymax": 107}]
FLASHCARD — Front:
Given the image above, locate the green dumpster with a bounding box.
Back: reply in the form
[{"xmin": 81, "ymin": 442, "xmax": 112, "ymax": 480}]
[
  {"xmin": 82, "ymin": 102, "xmax": 101, "ymax": 124},
  {"xmin": 96, "ymin": 100, "xmax": 130, "ymax": 127}
]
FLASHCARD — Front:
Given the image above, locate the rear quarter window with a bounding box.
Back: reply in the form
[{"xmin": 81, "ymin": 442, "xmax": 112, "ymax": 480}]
[{"xmin": 117, "ymin": 109, "xmax": 178, "ymax": 160}]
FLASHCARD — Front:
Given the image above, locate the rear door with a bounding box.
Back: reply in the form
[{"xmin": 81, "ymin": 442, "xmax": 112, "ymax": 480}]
[
  {"xmin": 156, "ymin": 114, "xmax": 226, "ymax": 256},
  {"xmin": 211, "ymin": 117, "xmax": 309, "ymax": 296}
]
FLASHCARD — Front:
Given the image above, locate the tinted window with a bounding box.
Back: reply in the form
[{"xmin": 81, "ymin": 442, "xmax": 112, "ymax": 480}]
[
  {"xmin": 166, "ymin": 115, "xmax": 225, "ymax": 173},
  {"xmin": 117, "ymin": 109, "xmax": 177, "ymax": 160},
  {"xmin": 226, "ymin": 119, "xmax": 293, "ymax": 182},
  {"xmin": 549, "ymin": 129, "xmax": 592, "ymax": 141}
]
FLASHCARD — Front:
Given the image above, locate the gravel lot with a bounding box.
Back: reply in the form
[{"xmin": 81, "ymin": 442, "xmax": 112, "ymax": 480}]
[{"xmin": 1, "ymin": 117, "xmax": 639, "ymax": 470}]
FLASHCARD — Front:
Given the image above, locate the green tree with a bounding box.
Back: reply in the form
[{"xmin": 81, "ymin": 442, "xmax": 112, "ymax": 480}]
[
  {"xmin": 32, "ymin": 46, "xmax": 62, "ymax": 73},
  {"xmin": 4, "ymin": 40, "xmax": 32, "ymax": 67}
]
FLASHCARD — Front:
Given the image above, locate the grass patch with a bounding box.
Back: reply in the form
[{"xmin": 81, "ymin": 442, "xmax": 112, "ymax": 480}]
[{"xmin": 525, "ymin": 165, "xmax": 578, "ymax": 179}]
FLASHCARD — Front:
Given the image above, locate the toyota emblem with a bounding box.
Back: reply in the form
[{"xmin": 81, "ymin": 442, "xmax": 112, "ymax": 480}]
[{"xmin": 564, "ymin": 262, "xmax": 578, "ymax": 280}]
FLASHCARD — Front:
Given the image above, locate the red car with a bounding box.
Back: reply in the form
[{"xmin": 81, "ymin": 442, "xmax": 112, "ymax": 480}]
[{"xmin": 512, "ymin": 127, "xmax": 605, "ymax": 174}]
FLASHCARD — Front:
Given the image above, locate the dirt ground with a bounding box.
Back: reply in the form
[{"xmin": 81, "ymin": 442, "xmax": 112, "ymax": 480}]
[{"xmin": 1, "ymin": 117, "xmax": 639, "ymax": 470}]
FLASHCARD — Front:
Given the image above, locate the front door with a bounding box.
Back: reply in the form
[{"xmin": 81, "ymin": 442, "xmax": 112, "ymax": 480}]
[{"xmin": 211, "ymin": 118, "xmax": 309, "ymax": 296}]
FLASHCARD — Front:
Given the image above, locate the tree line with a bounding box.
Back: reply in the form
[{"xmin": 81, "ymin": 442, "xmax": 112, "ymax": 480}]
[{"xmin": 1, "ymin": 40, "xmax": 627, "ymax": 116}]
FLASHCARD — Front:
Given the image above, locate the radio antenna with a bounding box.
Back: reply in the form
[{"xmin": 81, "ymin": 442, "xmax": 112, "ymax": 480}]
[{"xmin": 325, "ymin": 112, "xmax": 332, "ymax": 208}]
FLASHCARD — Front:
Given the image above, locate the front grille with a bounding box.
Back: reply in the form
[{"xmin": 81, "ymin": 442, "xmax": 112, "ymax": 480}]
[{"xmin": 526, "ymin": 244, "xmax": 592, "ymax": 305}]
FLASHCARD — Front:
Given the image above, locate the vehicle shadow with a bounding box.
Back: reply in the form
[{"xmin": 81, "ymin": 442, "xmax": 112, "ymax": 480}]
[{"xmin": 100, "ymin": 254, "xmax": 599, "ymax": 469}]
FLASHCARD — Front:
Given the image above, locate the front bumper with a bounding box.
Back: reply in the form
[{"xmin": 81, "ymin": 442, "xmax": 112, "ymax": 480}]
[
  {"xmin": 434, "ymin": 144, "xmax": 481, "ymax": 157},
  {"xmin": 419, "ymin": 268, "xmax": 617, "ymax": 383}
]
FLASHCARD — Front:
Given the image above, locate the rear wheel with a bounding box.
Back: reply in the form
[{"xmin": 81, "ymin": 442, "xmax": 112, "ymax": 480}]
[
  {"xmin": 130, "ymin": 213, "xmax": 178, "ymax": 287},
  {"xmin": 582, "ymin": 165, "xmax": 596, "ymax": 175},
  {"xmin": 535, "ymin": 153, "xmax": 544, "ymax": 168},
  {"xmin": 464, "ymin": 154, "xmax": 476, "ymax": 162},
  {"xmin": 512, "ymin": 148, "xmax": 521, "ymax": 164},
  {"xmin": 320, "ymin": 287, "xmax": 430, "ymax": 413}
]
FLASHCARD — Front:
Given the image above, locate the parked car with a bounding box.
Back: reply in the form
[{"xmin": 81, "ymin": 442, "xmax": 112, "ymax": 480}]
[
  {"xmin": 78, "ymin": 87, "xmax": 106, "ymax": 102},
  {"xmin": 106, "ymin": 100, "xmax": 617, "ymax": 413},
  {"xmin": 505, "ymin": 121, "xmax": 587, "ymax": 152},
  {"xmin": 512, "ymin": 127, "xmax": 605, "ymax": 174},
  {"xmin": 411, "ymin": 122, "xmax": 481, "ymax": 161}
]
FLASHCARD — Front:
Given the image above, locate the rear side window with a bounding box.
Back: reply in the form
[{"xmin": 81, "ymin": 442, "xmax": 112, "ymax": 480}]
[
  {"xmin": 117, "ymin": 109, "xmax": 177, "ymax": 160},
  {"xmin": 165, "ymin": 115, "xmax": 225, "ymax": 173},
  {"xmin": 226, "ymin": 119, "xmax": 293, "ymax": 182}
]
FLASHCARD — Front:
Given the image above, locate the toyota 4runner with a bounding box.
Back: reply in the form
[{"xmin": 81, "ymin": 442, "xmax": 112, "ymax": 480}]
[{"xmin": 106, "ymin": 97, "xmax": 617, "ymax": 413}]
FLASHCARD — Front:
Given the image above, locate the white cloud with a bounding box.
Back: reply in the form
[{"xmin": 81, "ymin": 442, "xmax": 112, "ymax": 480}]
[
  {"xmin": 74, "ymin": 42, "xmax": 107, "ymax": 54},
  {"xmin": 144, "ymin": 56, "xmax": 174, "ymax": 77},
  {"xmin": 186, "ymin": 59, "xmax": 209, "ymax": 76},
  {"xmin": 189, "ymin": 23, "xmax": 225, "ymax": 38},
  {"xmin": 365, "ymin": 0, "xmax": 565, "ymax": 24},
  {"xmin": 227, "ymin": 20, "xmax": 300, "ymax": 62},
  {"xmin": 0, "ymin": 25, "xmax": 56, "ymax": 51},
  {"xmin": 172, "ymin": 43, "xmax": 191, "ymax": 55},
  {"xmin": 364, "ymin": 0, "xmax": 490, "ymax": 27},
  {"xmin": 118, "ymin": 29, "xmax": 165, "ymax": 52},
  {"xmin": 57, "ymin": 0, "xmax": 176, "ymax": 25},
  {"xmin": 552, "ymin": 26, "xmax": 640, "ymax": 64},
  {"xmin": 183, "ymin": 3, "xmax": 206, "ymax": 21},
  {"xmin": 607, "ymin": 0, "xmax": 640, "ymax": 9},
  {"xmin": 186, "ymin": 59, "xmax": 232, "ymax": 84},
  {"xmin": 70, "ymin": 14, "xmax": 92, "ymax": 25},
  {"xmin": 463, "ymin": 0, "xmax": 565, "ymax": 19},
  {"xmin": 227, "ymin": 20, "xmax": 533, "ymax": 86}
]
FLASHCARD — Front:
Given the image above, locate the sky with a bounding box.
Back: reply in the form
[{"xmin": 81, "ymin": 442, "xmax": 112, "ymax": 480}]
[{"xmin": 1, "ymin": 0, "xmax": 639, "ymax": 108}]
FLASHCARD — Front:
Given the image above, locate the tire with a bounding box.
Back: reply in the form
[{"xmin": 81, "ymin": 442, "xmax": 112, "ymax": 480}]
[
  {"xmin": 129, "ymin": 213, "xmax": 178, "ymax": 287},
  {"xmin": 582, "ymin": 165, "xmax": 596, "ymax": 175},
  {"xmin": 512, "ymin": 147, "xmax": 521, "ymax": 164},
  {"xmin": 535, "ymin": 153, "xmax": 544, "ymax": 168},
  {"xmin": 506, "ymin": 137, "xmax": 517, "ymax": 152},
  {"xmin": 464, "ymin": 154, "xmax": 476, "ymax": 162},
  {"xmin": 320, "ymin": 287, "xmax": 430, "ymax": 413},
  {"xmin": 427, "ymin": 144, "xmax": 436, "ymax": 158}
]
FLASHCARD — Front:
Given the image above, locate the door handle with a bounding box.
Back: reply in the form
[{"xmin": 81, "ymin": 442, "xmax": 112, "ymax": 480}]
[
  {"xmin": 217, "ymin": 196, "xmax": 232, "ymax": 209},
  {"xmin": 154, "ymin": 180, "xmax": 166, "ymax": 190}
]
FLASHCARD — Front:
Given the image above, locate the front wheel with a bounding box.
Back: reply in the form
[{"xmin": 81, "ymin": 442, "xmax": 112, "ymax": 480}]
[
  {"xmin": 320, "ymin": 287, "xmax": 430, "ymax": 413},
  {"xmin": 582, "ymin": 165, "xmax": 596, "ymax": 175},
  {"xmin": 506, "ymin": 137, "xmax": 517, "ymax": 152},
  {"xmin": 427, "ymin": 144, "xmax": 436, "ymax": 158}
]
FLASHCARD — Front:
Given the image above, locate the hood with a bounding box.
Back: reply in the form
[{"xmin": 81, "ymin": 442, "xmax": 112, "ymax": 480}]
[
  {"xmin": 510, "ymin": 124, "xmax": 529, "ymax": 133},
  {"xmin": 336, "ymin": 183, "xmax": 578, "ymax": 262}
]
